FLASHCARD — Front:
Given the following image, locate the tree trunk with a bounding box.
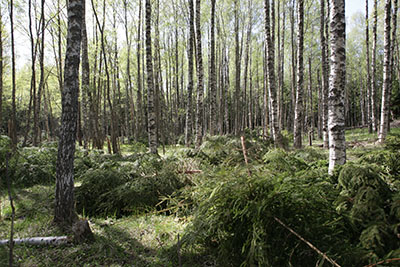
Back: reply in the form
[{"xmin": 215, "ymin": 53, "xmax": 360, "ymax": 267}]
[
  {"xmin": 290, "ymin": 0, "xmax": 296, "ymax": 132},
  {"xmin": 264, "ymin": 0, "xmax": 282, "ymax": 146},
  {"xmin": 328, "ymin": 0, "xmax": 346, "ymax": 174},
  {"xmin": 185, "ymin": 0, "xmax": 195, "ymax": 146},
  {"xmin": 91, "ymin": 0, "xmax": 118, "ymax": 154},
  {"xmin": 145, "ymin": 0, "xmax": 158, "ymax": 154},
  {"xmin": 9, "ymin": 0, "xmax": 17, "ymax": 146},
  {"xmin": 378, "ymin": 0, "xmax": 392, "ymax": 143},
  {"xmin": 234, "ymin": 0, "xmax": 241, "ymax": 135},
  {"xmin": 388, "ymin": 0, "xmax": 398, "ymax": 133},
  {"xmin": 136, "ymin": 0, "xmax": 143, "ymax": 141},
  {"xmin": 365, "ymin": 0, "xmax": 372, "ymax": 133},
  {"xmin": 371, "ymin": 0, "xmax": 378, "ymax": 132},
  {"xmin": 195, "ymin": 0, "xmax": 204, "ymax": 147},
  {"xmin": 321, "ymin": 0, "xmax": 329, "ymax": 148},
  {"xmin": 54, "ymin": 0, "xmax": 83, "ymax": 227},
  {"xmin": 209, "ymin": 0, "xmax": 217, "ymax": 135},
  {"xmin": 294, "ymin": 0, "xmax": 304, "ymax": 149}
]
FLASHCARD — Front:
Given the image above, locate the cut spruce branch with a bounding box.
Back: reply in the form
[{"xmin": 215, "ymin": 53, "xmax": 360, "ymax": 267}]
[
  {"xmin": 0, "ymin": 236, "xmax": 69, "ymax": 246},
  {"xmin": 274, "ymin": 217, "xmax": 341, "ymax": 267}
]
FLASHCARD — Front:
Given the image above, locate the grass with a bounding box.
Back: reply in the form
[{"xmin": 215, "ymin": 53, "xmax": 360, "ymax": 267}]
[{"xmin": 0, "ymin": 185, "xmax": 202, "ymax": 266}]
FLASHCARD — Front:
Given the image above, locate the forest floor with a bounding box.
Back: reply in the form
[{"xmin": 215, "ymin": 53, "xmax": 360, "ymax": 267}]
[{"xmin": 0, "ymin": 124, "xmax": 399, "ymax": 266}]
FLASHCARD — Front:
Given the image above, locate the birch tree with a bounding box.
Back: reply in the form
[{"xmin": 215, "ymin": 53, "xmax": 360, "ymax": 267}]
[
  {"xmin": 328, "ymin": 0, "xmax": 346, "ymax": 174},
  {"xmin": 146, "ymin": 0, "xmax": 158, "ymax": 154},
  {"xmin": 54, "ymin": 0, "xmax": 83, "ymax": 227},
  {"xmin": 195, "ymin": 0, "xmax": 204, "ymax": 147},
  {"xmin": 293, "ymin": 0, "xmax": 304, "ymax": 149},
  {"xmin": 185, "ymin": 0, "xmax": 195, "ymax": 146},
  {"xmin": 378, "ymin": 0, "xmax": 392, "ymax": 142}
]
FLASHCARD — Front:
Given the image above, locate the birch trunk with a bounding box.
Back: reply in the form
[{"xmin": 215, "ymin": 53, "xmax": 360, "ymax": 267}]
[
  {"xmin": 264, "ymin": 0, "xmax": 282, "ymax": 146},
  {"xmin": 371, "ymin": 0, "xmax": 378, "ymax": 132},
  {"xmin": 195, "ymin": 0, "xmax": 204, "ymax": 147},
  {"xmin": 294, "ymin": 0, "xmax": 304, "ymax": 149},
  {"xmin": 321, "ymin": 0, "xmax": 329, "ymax": 148},
  {"xmin": 185, "ymin": 0, "xmax": 194, "ymax": 145},
  {"xmin": 328, "ymin": 0, "xmax": 346, "ymax": 174},
  {"xmin": 54, "ymin": 0, "xmax": 83, "ymax": 227},
  {"xmin": 145, "ymin": 0, "xmax": 157, "ymax": 154},
  {"xmin": 378, "ymin": 0, "xmax": 392, "ymax": 143},
  {"xmin": 210, "ymin": 0, "xmax": 217, "ymax": 135}
]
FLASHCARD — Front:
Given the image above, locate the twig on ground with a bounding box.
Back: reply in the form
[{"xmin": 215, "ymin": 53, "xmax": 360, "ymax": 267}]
[{"xmin": 274, "ymin": 217, "xmax": 341, "ymax": 267}]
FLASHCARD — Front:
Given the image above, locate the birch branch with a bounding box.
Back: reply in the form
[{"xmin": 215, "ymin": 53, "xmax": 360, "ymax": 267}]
[{"xmin": 0, "ymin": 236, "xmax": 69, "ymax": 246}]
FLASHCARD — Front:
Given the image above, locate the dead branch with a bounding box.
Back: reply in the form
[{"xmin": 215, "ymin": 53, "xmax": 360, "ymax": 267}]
[
  {"xmin": 274, "ymin": 217, "xmax": 341, "ymax": 267},
  {"xmin": 363, "ymin": 258, "xmax": 400, "ymax": 267},
  {"xmin": 0, "ymin": 236, "xmax": 69, "ymax": 246},
  {"xmin": 240, "ymin": 136, "xmax": 252, "ymax": 176}
]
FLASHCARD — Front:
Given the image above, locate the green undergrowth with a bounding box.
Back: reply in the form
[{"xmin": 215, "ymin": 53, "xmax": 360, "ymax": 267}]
[
  {"xmin": 75, "ymin": 152, "xmax": 186, "ymax": 217},
  {"xmin": 0, "ymin": 129, "xmax": 400, "ymax": 266},
  {"xmin": 0, "ymin": 185, "xmax": 199, "ymax": 267},
  {"xmin": 166, "ymin": 132, "xmax": 400, "ymax": 266}
]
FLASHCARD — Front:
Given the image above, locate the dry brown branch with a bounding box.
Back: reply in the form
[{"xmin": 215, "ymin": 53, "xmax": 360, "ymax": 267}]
[
  {"xmin": 274, "ymin": 217, "xmax": 341, "ymax": 267},
  {"xmin": 363, "ymin": 258, "xmax": 400, "ymax": 267},
  {"xmin": 240, "ymin": 136, "xmax": 252, "ymax": 176}
]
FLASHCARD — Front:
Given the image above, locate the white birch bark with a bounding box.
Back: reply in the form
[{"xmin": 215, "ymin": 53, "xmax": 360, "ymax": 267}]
[{"xmin": 328, "ymin": 0, "xmax": 346, "ymax": 174}]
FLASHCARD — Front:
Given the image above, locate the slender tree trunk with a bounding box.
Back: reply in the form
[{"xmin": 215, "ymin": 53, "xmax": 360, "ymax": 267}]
[
  {"xmin": 9, "ymin": 0, "xmax": 17, "ymax": 146},
  {"xmin": 371, "ymin": 0, "xmax": 378, "ymax": 132},
  {"xmin": 195, "ymin": 0, "xmax": 204, "ymax": 147},
  {"xmin": 91, "ymin": 0, "xmax": 119, "ymax": 154},
  {"xmin": 365, "ymin": 0, "xmax": 372, "ymax": 132},
  {"xmin": 388, "ymin": 0, "xmax": 398, "ymax": 133},
  {"xmin": 278, "ymin": 0, "xmax": 286, "ymax": 131},
  {"xmin": 33, "ymin": 0, "xmax": 46, "ymax": 146},
  {"xmin": 54, "ymin": 0, "xmax": 83, "ymax": 227},
  {"xmin": 321, "ymin": 0, "xmax": 329, "ymax": 147},
  {"xmin": 136, "ymin": 0, "xmax": 143, "ymax": 141},
  {"xmin": 290, "ymin": 0, "xmax": 296, "ymax": 132},
  {"xmin": 265, "ymin": 0, "xmax": 282, "ymax": 146},
  {"xmin": 328, "ymin": 0, "xmax": 346, "ymax": 174},
  {"xmin": 81, "ymin": 0, "xmax": 93, "ymax": 149},
  {"xmin": 185, "ymin": 0, "xmax": 195, "ymax": 146},
  {"xmin": 154, "ymin": 0, "xmax": 161, "ymax": 147},
  {"xmin": 294, "ymin": 0, "xmax": 304, "ymax": 149},
  {"xmin": 317, "ymin": 70, "xmax": 322, "ymax": 139},
  {"xmin": 209, "ymin": 0, "xmax": 217, "ymax": 135},
  {"xmin": 234, "ymin": 0, "xmax": 241, "ymax": 135},
  {"xmin": 378, "ymin": 0, "xmax": 392, "ymax": 142},
  {"xmin": 242, "ymin": 0, "xmax": 253, "ymax": 131},
  {"xmin": 145, "ymin": 0, "xmax": 157, "ymax": 154}
]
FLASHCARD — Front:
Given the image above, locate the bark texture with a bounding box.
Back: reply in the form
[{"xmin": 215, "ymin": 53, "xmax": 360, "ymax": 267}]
[
  {"xmin": 328, "ymin": 0, "xmax": 346, "ymax": 174},
  {"xmin": 365, "ymin": 0, "xmax": 372, "ymax": 132},
  {"xmin": 54, "ymin": 0, "xmax": 83, "ymax": 227},
  {"xmin": 145, "ymin": 0, "xmax": 158, "ymax": 154},
  {"xmin": 321, "ymin": 0, "xmax": 329, "ymax": 148},
  {"xmin": 371, "ymin": 0, "xmax": 378, "ymax": 131},
  {"xmin": 209, "ymin": 0, "xmax": 217, "ymax": 135},
  {"xmin": 195, "ymin": 0, "xmax": 204, "ymax": 147},
  {"xmin": 264, "ymin": 0, "xmax": 282, "ymax": 146},
  {"xmin": 378, "ymin": 0, "xmax": 392, "ymax": 142},
  {"xmin": 294, "ymin": 0, "xmax": 304, "ymax": 149},
  {"xmin": 185, "ymin": 0, "xmax": 195, "ymax": 146}
]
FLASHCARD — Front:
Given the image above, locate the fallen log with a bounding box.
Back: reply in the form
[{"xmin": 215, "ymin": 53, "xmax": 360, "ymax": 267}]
[{"xmin": 0, "ymin": 236, "xmax": 69, "ymax": 246}]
